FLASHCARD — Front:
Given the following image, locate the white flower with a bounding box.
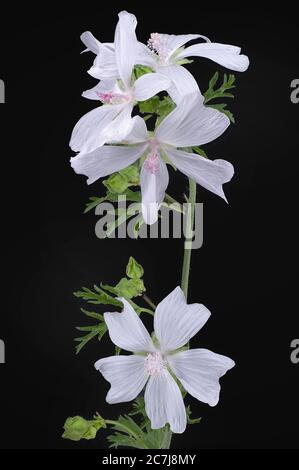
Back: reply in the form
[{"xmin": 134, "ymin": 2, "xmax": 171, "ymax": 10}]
[
  {"xmin": 71, "ymin": 92, "xmax": 233, "ymax": 224},
  {"xmin": 70, "ymin": 11, "xmax": 171, "ymax": 155},
  {"xmin": 138, "ymin": 32, "xmax": 249, "ymax": 102},
  {"xmin": 95, "ymin": 286, "xmax": 235, "ymax": 434},
  {"xmin": 80, "ymin": 13, "xmax": 249, "ymax": 104}
]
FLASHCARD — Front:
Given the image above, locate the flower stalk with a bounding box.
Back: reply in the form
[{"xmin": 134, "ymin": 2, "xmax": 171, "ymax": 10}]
[{"xmin": 181, "ymin": 178, "xmax": 197, "ymax": 299}]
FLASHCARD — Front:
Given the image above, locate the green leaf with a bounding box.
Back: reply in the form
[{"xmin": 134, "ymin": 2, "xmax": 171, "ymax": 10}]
[
  {"xmin": 84, "ymin": 196, "xmax": 106, "ymax": 214},
  {"xmin": 126, "ymin": 257, "xmax": 144, "ymax": 279},
  {"xmin": 80, "ymin": 308, "xmax": 103, "ymax": 321},
  {"xmin": 186, "ymin": 405, "xmax": 202, "ymax": 425},
  {"xmin": 204, "ymin": 72, "xmax": 236, "ymax": 122},
  {"xmin": 72, "ymin": 257, "xmax": 150, "ymax": 354},
  {"xmin": 73, "ymin": 286, "xmax": 121, "ymax": 353},
  {"xmin": 208, "ymin": 71, "xmax": 219, "ymax": 89},
  {"xmin": 84, "ymin": 188, "xmax": 141, "ymax": 214},
  {"xmin": 107, "ymin": 415, "xmax": 146, "ymax": 449},
  {"xmin": 106, "ymin": 412, "xmax": 171, "ymax": 449},
  {"xmin": 129, "ymin": 397, "xmax": 148, "ymax": 429},
  {"xmin": 138, "ymin": 95, "xmax": 160, "ymax": 114},
  {"xmin": 73, "ymin": 286, "xmax": 122, "ymax": 307},
  {"xmin": 134, "ymin": 65, "xmax": 153, "ymax": 80},
  {"xmin": 192, "ymin": 147, "xmax": 208, "ymax": 158},
  {"xmin": 155, "ymin": 96, "xmax": 176, "ymax": 126},
  {"xmin": 204, "ymin": 72, "xmax": 235, "ymax": 104},
  {"xmin": 100, "ymin": 283, "xmax": 119, "ymax": 295},
  {"xmin": 74, "ymin": 322, "xmax": 107, "ymax": 354}
]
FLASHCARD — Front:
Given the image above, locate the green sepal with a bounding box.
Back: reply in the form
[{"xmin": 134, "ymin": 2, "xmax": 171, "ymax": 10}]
[{"xmin": 62, "ymin": 414, "xmax": 106, "ymax": 441}]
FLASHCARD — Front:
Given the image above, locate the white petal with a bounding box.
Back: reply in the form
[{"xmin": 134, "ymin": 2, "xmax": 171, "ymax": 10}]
[
  {"xmin": 154, "ymin": 286, "xmax": 211, "ymax": 352},
  {"xmin": 70, "ymin": 143, "xmax": 147, "ymax": 185},
  {"xmin": 152, "ymin": 33, "xmax": 205, "ymax": 60},
  {"xmin": 70, "ymin": 105, "xmax": 123, "ymax": 153},
  {"xmin": 134, "ymin": 73, "xmax": 171, "ymax": 102},
  {"xmin": 156, "ymin": 92, "xmax": 230, "ymax": 147},
  {"xmin": 114, "ymin": 11, "xmax": 138, "ymax": 88},
  {"xmin": 103, "ymin": 103, "xmax": 135, "ymax": 143},
  {"xmin": 88, "ymin": 44, "xmax": 118, "ymax": 80},
  {"xmin": 168, "ymin": 349, "xmax": 235, "ymax": 407},
  {"xmin": 144, "ymin": 369, "xmax": 186, "ymax": 433},
  {"xmin": 104, "ymin": 298, "xmax": 155, "ymax": 353},
  {"xmin": 166, "ymin": 148, "xmax": 234, "ymax": 202},
  {"xmin": 136, "ymin": 42, "xmax": 157, "ymax": 68},
  {"xmin": 140, "ymin": 154, "xmax": 169, "ymax": 225},
  {"xmin": 177, "ymin": 42, "xmax": 249, "ymax": 72},
  {"xmin": 82, "ymin": 79, "xmax": 116, "ymax": 100},
  {"xmin": 80, "ymin": 31, "xmax": 101, "ymax": 54},
  {"xmin": 125, "ymin": 116, "xmax": 149, "ymax": 144},
  {"xmin": 157, "ymin": 64, "xmax": 201, "ymax": 104},
  {"xmin": 95, "ymin": 355, "xmax": 149, "ymax": 404}
]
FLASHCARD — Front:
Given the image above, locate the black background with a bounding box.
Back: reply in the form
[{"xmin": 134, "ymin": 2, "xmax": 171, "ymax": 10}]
[{"xmin": 0, "ymin": 2, "xmax": 298, "ymax": 449}]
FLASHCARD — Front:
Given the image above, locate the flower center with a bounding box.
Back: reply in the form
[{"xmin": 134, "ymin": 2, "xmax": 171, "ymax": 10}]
[
  {"xmin": 145, "ymin": 352, "xmax": 166, "ymax": 376},
  {"xmin": 98, "ymin": 91, "xmax": 131, "ymax": 105},
  {"xmin": 147, "ymin": 33, "xmax": 169, "ymax": 63},
  {"xmin": 144, "ymin": 148, "xmax": 159, "ymax": 174}
]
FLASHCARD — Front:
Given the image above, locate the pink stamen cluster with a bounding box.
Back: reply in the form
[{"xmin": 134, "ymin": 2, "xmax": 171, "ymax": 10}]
[
  {"xmin": 98, "ymin": 91, "xmax": 115, "ymax": 104},
  {"xmin": 145, "ymin": 352, "xmax": 166, "ymax": 376},
  {"xmin": 144, "ymin": 147, "xmax": 160, "ymax": 175},
  {"xmin": 147, "ymin": 33, "xmax": 168, "ymax": 60},
  {"xmin": 98, "ymin": 91, "xmax": 130, "ymax": 105}
]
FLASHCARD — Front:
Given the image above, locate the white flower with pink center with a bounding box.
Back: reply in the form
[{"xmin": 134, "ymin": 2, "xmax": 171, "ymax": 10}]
[
  {"xmin": 141, "ymin": 31, "xmax": 250, "ymax": 103},
  {"xmin": 69, "ymin": 11, "xmax": 171, "ymax": 156},
  {"xmin": 71, "ymin": 92, "xmax": 234, "ymax": 225},
  {"xmin": 95, "ymin": 286, "xmax": 235, "ymax": 434}
]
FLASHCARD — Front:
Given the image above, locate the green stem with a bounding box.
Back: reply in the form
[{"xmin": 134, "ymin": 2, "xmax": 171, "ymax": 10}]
[
  {"xmin": 163, "ymin": 178, "xmax": 197, "ymax": 450},
  {"xmin": 181, "ymin": 178, "xmax": 197, "ymax": 299}
]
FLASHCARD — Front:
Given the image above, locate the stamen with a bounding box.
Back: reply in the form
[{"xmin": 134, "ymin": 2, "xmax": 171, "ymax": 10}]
[
  {"xmin": 147, "ymin": 33, "xmax": 168, "ymax": 61},
  {"xmin": 144, "ymin": 148, "xmax": 160, "ymax": 175},
  {"xmin": 98, "ymin": 91, "xmax": 115, "ymax": 104},
  {"xmin": 97, "ymin": 91, "xmax": 131, "ymax": 105},
  {"xmin": 145, "ymin": 352, "xmax": 166, "ymax": 376}
]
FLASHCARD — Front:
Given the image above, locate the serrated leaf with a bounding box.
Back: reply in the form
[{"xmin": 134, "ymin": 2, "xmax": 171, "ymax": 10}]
[
  {"xmin": 84, "ymin": 189, "xmax": 141, "ymax": 214},
  {"xmin": 204, "ymin": 72, "xmax": 236, "ymax": 124},
  {"xmin": 84, "ymin": 196, "xmax": 106, "ymax": 213},
  {"xmin": 186, "ymin": 405, "xmax": 202, "ymax": 425},
  {"xmin": 73, "ymin": 286, "xmax": 122, "ymax": 307},
  {"xmin": 80, "ymin": 308, "xmax": 103, "ymax": 321}
]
